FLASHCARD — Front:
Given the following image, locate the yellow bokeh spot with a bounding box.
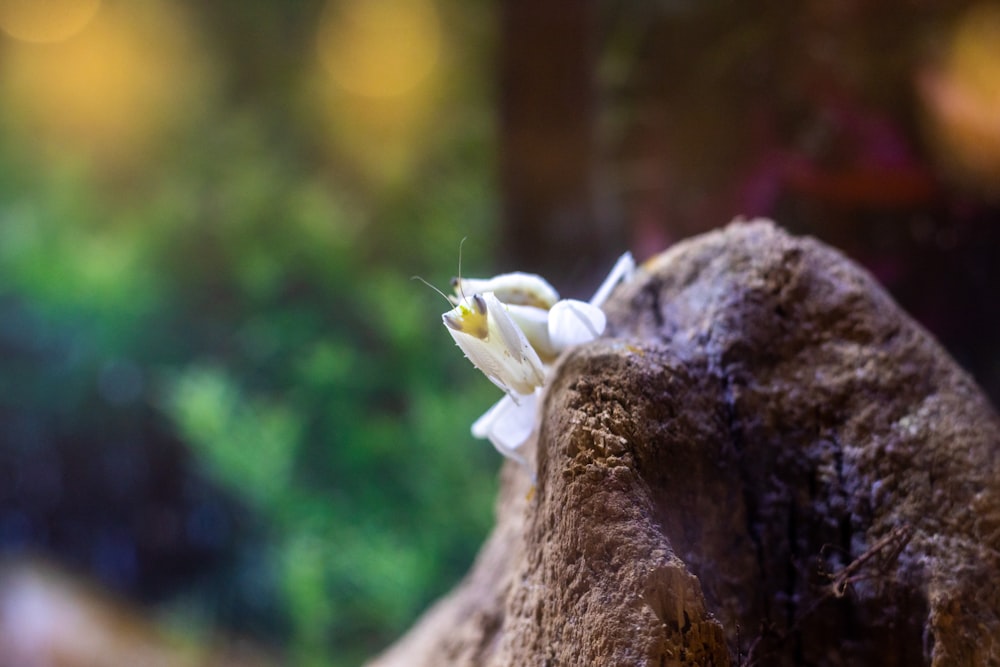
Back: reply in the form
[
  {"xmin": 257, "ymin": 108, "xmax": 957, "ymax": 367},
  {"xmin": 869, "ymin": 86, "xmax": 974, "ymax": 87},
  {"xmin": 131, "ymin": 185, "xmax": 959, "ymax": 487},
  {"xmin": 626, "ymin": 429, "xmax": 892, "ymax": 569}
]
[
  {"xmin": 919, "ymin": 3, "xmax": 1000, "ymax": 195},
  {"xmin": 0, "ymin": 1, "xmax": 210, "ymax": 166},
  {"xmin": 0, "ymin": 0, "xmax": 100, "ymax": 43},
  {"xmin": 947, "ymin": 3, "xmax": 1000, "ymax": 108},
  {"xmin": 317, "ymin": 0, "xmax": 441, "ymax": 98}
]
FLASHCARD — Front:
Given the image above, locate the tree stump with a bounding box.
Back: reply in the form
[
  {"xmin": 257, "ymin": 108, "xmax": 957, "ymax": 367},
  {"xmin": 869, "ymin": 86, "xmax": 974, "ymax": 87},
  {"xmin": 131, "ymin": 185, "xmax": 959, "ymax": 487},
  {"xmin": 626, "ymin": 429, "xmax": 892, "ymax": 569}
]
[{"xmin": 368, "ymin": 220, "xmax": 1000, "ymax": 666}]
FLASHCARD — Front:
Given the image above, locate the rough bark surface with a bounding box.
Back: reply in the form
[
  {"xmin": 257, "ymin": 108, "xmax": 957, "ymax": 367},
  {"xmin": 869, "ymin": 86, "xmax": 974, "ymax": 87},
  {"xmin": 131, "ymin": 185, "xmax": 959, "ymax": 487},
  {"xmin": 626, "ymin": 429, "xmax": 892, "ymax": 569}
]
[{"xmin": 368, "ymin": 220, "xmax": 1000, "ymax": 666}]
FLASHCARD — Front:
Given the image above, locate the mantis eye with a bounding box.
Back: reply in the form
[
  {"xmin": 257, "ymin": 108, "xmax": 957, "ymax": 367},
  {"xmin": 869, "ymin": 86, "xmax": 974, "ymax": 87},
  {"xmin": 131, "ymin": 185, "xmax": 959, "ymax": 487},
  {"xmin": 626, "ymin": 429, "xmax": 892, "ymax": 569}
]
[
  {"xmin": 472, "ymin": 293, "xmax": 487, "ymax": 315},
  {"xmin": 442, "ymin": 295, "xmax": 491, "ymax": 340}
]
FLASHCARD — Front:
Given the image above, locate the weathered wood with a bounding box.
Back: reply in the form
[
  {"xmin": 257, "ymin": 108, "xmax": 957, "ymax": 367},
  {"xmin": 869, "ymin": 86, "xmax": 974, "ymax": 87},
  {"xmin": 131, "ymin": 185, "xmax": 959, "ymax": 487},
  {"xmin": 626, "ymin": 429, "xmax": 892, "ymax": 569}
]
[{"xmin": 369, "ymin": 221, "xmax": 1000, "ymax": 666}]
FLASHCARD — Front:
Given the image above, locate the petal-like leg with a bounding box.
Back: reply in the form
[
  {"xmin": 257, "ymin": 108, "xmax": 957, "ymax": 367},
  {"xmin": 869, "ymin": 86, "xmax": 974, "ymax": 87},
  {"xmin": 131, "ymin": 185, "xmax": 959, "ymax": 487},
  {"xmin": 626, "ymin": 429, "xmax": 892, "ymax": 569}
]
[
  {"xmin": 548, "ymin": 299, "xmax": 606, "ymax": 349},
  {"xmin": 471, "ymin": 391, "xmax": 538, "ymax": 465},
  {"xmin": 589, "ymin": 252, "xmax": 635, "ymax": 308}
]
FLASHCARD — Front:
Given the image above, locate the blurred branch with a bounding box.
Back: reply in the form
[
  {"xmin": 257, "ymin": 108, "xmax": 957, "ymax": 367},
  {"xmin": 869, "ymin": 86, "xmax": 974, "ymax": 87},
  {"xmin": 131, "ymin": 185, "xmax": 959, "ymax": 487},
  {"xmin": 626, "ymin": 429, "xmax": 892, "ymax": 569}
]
[{"xmin": 499, "ymin": 0, "xmax": 622, "ymax": 293}]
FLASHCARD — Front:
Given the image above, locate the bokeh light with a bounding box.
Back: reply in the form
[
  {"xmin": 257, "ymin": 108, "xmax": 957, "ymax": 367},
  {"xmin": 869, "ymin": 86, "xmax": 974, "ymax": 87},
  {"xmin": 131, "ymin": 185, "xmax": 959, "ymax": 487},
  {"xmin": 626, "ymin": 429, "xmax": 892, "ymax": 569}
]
[
  {"xmin": 919, "ymin": 2, "xmax": 1000, "ymax": 195},
  {"xmin": 317, "ymin": 0, "xmax": 441, "ymax": 98},
  {"xmin": 0, "ymin": 1, "xmax": 212, "ymax": 167},
  {"xmin": 0, "ymin": 0, "xmax": 100, "ymax": 43},
  {"xmin": 313, "ymin": 0, "xmax": 446, "ymax": 187}
]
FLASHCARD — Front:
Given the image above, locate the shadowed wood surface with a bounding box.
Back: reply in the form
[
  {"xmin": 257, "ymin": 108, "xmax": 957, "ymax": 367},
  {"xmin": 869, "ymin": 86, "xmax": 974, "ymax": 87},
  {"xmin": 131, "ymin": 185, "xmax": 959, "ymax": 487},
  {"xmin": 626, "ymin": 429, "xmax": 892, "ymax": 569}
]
[{"xmin": 369, "ymin": 220, "xmax": 1000, "ymax": 666}]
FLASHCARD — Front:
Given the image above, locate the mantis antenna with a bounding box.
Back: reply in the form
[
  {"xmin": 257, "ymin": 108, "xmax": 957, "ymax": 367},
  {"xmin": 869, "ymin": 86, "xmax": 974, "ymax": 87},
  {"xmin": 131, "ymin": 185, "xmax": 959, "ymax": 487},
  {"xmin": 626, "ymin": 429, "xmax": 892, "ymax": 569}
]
[
  {"xmin": 450, "ymin": 236, "xmax": 469, "ymax": 301},
  {"xmin": 411, "ymin": 275, "xmax": 452, "ymax": 306},
  {"xmin": 412, "ymin": 236, "xmax": 472, "ymax": 306}
]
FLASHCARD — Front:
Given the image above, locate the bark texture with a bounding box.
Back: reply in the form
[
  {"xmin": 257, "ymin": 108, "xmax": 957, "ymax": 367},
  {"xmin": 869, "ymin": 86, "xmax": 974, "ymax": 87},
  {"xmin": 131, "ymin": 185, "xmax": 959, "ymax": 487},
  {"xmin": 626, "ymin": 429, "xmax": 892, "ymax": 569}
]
[{"xmin": 368, "ymin": 220, "xmax": 1000, "ymax": 666}]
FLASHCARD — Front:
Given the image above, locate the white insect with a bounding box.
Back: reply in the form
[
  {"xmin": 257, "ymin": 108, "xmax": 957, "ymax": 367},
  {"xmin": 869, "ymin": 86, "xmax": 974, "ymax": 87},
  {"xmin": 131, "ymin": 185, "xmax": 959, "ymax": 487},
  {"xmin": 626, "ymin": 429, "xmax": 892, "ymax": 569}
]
[{"xmin": 442, "ymin": 252, "xmax": 635, "ymax": 465}]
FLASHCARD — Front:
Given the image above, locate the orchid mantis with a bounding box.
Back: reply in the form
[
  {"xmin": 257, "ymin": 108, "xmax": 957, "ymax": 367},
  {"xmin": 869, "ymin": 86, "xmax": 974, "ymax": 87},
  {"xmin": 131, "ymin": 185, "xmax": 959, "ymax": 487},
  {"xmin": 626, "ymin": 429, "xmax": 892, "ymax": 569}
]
[{"xmin": 442, "ymin": 252, "xmax": 635, "ymax": 465}]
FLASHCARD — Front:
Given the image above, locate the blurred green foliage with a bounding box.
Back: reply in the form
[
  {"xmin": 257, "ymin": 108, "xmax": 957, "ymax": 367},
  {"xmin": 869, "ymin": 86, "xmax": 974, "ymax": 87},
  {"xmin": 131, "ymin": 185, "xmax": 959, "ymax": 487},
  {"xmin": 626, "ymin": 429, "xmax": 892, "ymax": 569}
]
[{"xmin": 0, "ymin": 102, "xmax": 504, "ymax": 665}]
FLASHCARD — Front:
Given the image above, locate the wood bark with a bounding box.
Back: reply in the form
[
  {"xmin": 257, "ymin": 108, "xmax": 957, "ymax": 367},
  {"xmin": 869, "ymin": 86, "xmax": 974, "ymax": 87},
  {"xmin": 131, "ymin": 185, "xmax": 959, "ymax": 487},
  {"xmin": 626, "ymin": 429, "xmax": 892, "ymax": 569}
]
[{"xmin": 369, "ymin": 220, "xmax": 1000, "ymax": 666}]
